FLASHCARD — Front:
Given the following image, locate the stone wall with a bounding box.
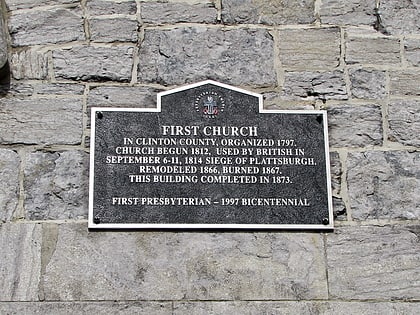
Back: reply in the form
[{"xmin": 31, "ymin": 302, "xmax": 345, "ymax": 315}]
[{"xmin": 0, "ymin": 0, "xmax": 419, "ymax": 314}]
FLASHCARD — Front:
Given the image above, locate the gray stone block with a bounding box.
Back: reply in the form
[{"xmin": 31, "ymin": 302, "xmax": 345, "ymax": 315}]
[
  {"xmin": 347, "ymin": 151, "xmax": 420, "ymax": 220},
  {"xmin": 53, "ymin": 46, "xmax": 134, "ymax": 82},
  {"xmin": 137, "ymin": 27, "xmax": 276, "ymax": 86},
  {"xmin": 380, "ymin": 0, "xmax": 420, "ymax": 35},
  {"xmin": 0, "ymin": 223, "xmax": 42, "ymax": 301},
  {"xmin": 0, "ymin": 97, "xmax": 82, "ymax": 145},
  {"xmin": 0, "ymin": 149, "xmax": 20, "ymax": 222},
  {"xmin": 281, "ymin": 71, "xmax": 347, "ymax": 100},
  {"xmin": 0, "ymin": 302, "xmax": 172, "ymax": 314},
  {"xmin": 90, "ymin": 18, "xmax": 138, "ymax": 43},
  {"xmin": 278, "ymin": 28, "xmax": 340, "ymax": 70},
  {"xmin": 329, "ymin": 152, "xmax": 341, "ymax": 195},
  {"xmin": 24, "ymin": 151, "xmax": 89, "ymax": 220},
  {"xmin": 320, "ymin": 0, "xmax": 375, "ymax": 25},
  {"xmin": 388, "ymin": 99, "xmax": 420, "ymax": 147},
  {"xmin": 327, "ymin": 103, "xmax": 382, "ymax": 147},
  {"xmin": 141, "ymin": 1, "xmax": 217, "ymax": 24},
  {"xmin": 9, "ymin": 8, "xmax": 85, "ymax": 47},
  {"xmin": 222, "ymin": 0, "xmax": 315, "ymax": 25},
  {"xmin": 34, "ymin": 83, "xmax": 85, "ymax": 95},
  {"xmin": 10, "ymin": 49, "xmax": 48, "ymax": 80},
  {"xmin": 345, "ymin": 36, "xmax": 401, "ymax": 65},
  {"xmin": 404, "ymin": 39, "xmax": 420, "ymax": 67},
  {"xmin": 0, "ymin": 13, "xmax": 7, "ymax": 69},
  {"xmin": 87, "ymin": 0, "xmax": 137, "ymax": 16},
  {"xmin": 327, "ymin": 226, "xmax": 420, "ymax": 300},
  {"xmin": 43, "ymin": 224, "xmax": 327, "ymax": 300},
  {"xmin": 349, "ymin": 68, "xmax": 386, "ymax": 99},
  {"xmin": 390, "ymin": 70, "xmax": 420, "ymax": 96},
  {"xmin": 5, "ymin": 0, "xmax": 79, "ymax": 10}
]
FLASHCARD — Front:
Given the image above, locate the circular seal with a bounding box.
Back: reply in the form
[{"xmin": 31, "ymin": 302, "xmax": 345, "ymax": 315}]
[{"xmin": 194, "ymin": 91, "xmax": 225, "ymax": 119}]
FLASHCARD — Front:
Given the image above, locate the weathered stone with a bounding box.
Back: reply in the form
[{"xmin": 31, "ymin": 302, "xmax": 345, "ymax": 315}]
[
  {"xmin": 10, "ymin": 49, "xmax": 48, "ymax": 80},
  {"xmin": 222, "ymin": 0, "xmax": 315, "ymax": 25},
  {"xmin": 44, "ymin": 224, "xmax": 327, "ymax": 300},
  {"xmin": 327, "ymin": 226, "xmax": 420, "ymax": 299},
  {"xmin": 0, "ymin": 149, "xmax": 20, "ymax": 222},
  {"xmin": 0, "ymin": 97, "xmax": 83, "ymax": 145},
  {"xmin": 380, "ymin": 0, "xmax": 420, "ymax": 35},
  {"xmin": 345, "ymin": 35, "xmax": 401, "ymax": 65},
  {"xmin": 278, "ymin": 28, "xmax": 340, "ymax": 70},
  {"xmin": 349, "ymin": 68, "xmax": 386, "ymax": 99},
  {"xmin": 327, "ymin": 103, "xmax": 382, "ymax": 147},
  {"xmin": 53, "ymin": 46, "xmax": 134, "ymax": 82},
  {"xmin": 7, "ymin": 82, "xmax": 34, "ymax": 96},
  {"xmin": 320, "ymin": 0, "xmax": 375, "ymax": 25},
  {"xmin": 24, "ymin": 151, "xmax": 89, "ymax": 220},
  {"xmin": 174, "ymin": 301, "xmax": 420, "ymax": 315},
  {"xmin": 34, "ymin": 83, "xmax": 85, "ymax": 95},
  {"xmin": 141, "ymin": 1, "xmax": 217, "ymax": 24},
  {"xmin": 0, "ymin": 13, "xmax": 7, "ymax": 69},
  {"xmin": 404, "ymin": 39, "xmax": 420, "ymax": 67},
  {"xmin": 388, "ymin": 99, "xmax": 420, "ymax": 147},
  {"xmin": 332, "ymin": 197, "xmax": 346, "ymax": 221},
  {"xmin": 87, "ymin": 0, "xmax": 137, "ymax": 15},
  {"xmin": 347, "ymin": 151, "xmax": 420, "ymax": 220},
  {"xmin": 5, "ymin": 0, "xmax": 79, "ymax": 10},
  {"xmin": 329, "ymin": 152, "xmax": 341, "ymax": 195},
  {"xmin": 88, "ymin": 85, "xmax": 159, "ymax": 108},
  {"xmin": 390, "ymin": 70, "xmax": 420, "ymax": 96},
  {"xmin": 9, "ymin": 8, "xmax": 84, "ymax": 47},
  {"xmin": 0, "ymin": 302, "xmax": 172, "ymax": 314},
  {"xmin": 281, "ymin": 71, "xmax": 347, "ymax": 100},
  {"xmin": 0, "ymin": 223, "xmax": 42, "ymax": 301},
  {"xmin": 138, "ymin": 27, "xmax": 276, "ymax": 86},
  {"xmin": 90, "ymin": 18, "xmax": 138, "ymax": 43}
]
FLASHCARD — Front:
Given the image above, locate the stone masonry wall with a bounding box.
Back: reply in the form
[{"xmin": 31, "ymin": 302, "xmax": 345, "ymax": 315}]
[{"xmin": 0, "ymin": 0, "xmax": 419, "ymax": 314}]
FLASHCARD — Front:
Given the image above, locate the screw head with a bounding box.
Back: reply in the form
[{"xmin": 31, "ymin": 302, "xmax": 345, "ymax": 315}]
[
  {"xmin": 97, "ymin": 111, "xmax": 103, "ymax": 119},
  {"xmin": 93, "ymin": 217, "xmax": 100, "ymax": 224},
  {"xmin": 322, "ymin": 218, "xmax": 329, "ymax": 225}
]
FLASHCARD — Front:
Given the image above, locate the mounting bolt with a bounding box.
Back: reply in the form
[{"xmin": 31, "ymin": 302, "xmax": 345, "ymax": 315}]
[
  {"xmin": 316, "ymin": 115, "xmax": 323, "ymax": 124},
  {"xmin": 322, "ymin": 218, "xmax": 329, "ymax": 225},
  {"xmin": 93, "ymin": 217, "xmax": 100, "ymax": 224},
  {"xmin": 97, "ymin": 111, "xmax": 103, "ymax": 119}
]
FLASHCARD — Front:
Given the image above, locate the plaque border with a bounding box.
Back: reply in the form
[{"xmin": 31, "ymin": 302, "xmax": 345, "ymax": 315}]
[{"xmin": 88, "ymin": 80, "xmax": 334, "ymax": 230}]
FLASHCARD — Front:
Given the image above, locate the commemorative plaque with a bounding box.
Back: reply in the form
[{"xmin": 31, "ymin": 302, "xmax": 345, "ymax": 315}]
[{"xmin": 89, "ymin": 80, "xmax": 333, "ymax": 229}]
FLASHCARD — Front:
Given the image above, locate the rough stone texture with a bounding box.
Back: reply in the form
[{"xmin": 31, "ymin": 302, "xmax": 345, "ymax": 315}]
[
  {"xmin": 389, "ymin": 70, "xmax": 420, "ymax": 96},
  {"xmin": 333, "ymin": 197, "xmax": 347, "ymax": 221},
  {"xmin": 380, "ymin": 0, "xmax": 420, "ymax": 35},
  {"xmin": 87, "ymin": 0, "xmax": 137, "ymax": 16},
  {"xmin": 0, "ymin": 149, "xmax": 20, "ymax": 222},
  {"xmin": 5, "ymin": 0, "xmax": 79, "ymax": 10},
  {"xmin": 404, "ymin": 39, "xmax": 420, "ymax": 66},
  {"xmin": 347, "ymin": 151, "xmax": 420, "ymax": 220},
  {"xmin": 24, "ymin": 151, "xmax": 89, "ymax": 221},
  {"xmin": 0, "ymin": 13, "xmax": 7, "ymax": 69},
  {"xmin": 388, "ymin": 99, "xmax": 420, "ymax": 147},
  {"xmin": 141, "ymin": 1, "xmax": 217, "ymax": 24},
  {"xmin": 349, "ymin": 68, "xmax": 386, "ymax": 99},
  {"xmin": 53, "ymin": 46, "xmax": 134, "ymax": 82},
  {"xmin": 174, "ymin": 301, "xmax": 420, "ymax": 315},
  {"xmin": 0, "ymin": 223, "xmax": 42, "ymax": 301},
  {"xmin": 345, "ymin": 35, "xmax": 401, "ymax": 65},
  {"xmin": 10, "ymin": 49, "xmax": 48, "ymax": 80},
  {"xmin": 34, "ymin": 83, "xmax": 85, "ymax": 95},
  {"xmin": 320, "ymin": 0, "xmax": 375, "ymax": 25},
  {"xmin": 281, "ymin": 71, "xmax": 347, "ymax": 100},
  {"xmin": 327, "ymin": 226, "xmax": 420, "ymax": 300},
  {"xmin": 222, "ymin": 0, "xmax": 315, "ymax": 25},
  {"xmin": 9, "ymin": 8, "xmax": 84, "ymax": 47},
  {"xmin": 278, "ymin": 28, "xmax": 340, "ymax": 70},
  {"xmin": 44, "ymin": 224, "xmax": 327, "ymax": 300},
  {"xmin": 329, "ymin": 152, "xmax": 341, "ymax": 195},
  {"xmin": 138, "ymin": 27, "xmax": 276, "ymax": 86},
  {"xmin": 0, "ymin": 97, "xmax": 83, "ymax": 145},
  {"xmin": 327, "ymin": 103, "xmax": 382, "ymax": 147},
  {"xmin": 0, "ymin": 302, "xmax": 171, "ymax": 314},
  {"xmin": 90, "ymin": 18, "xmax": 138, "ymax": 43}
]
